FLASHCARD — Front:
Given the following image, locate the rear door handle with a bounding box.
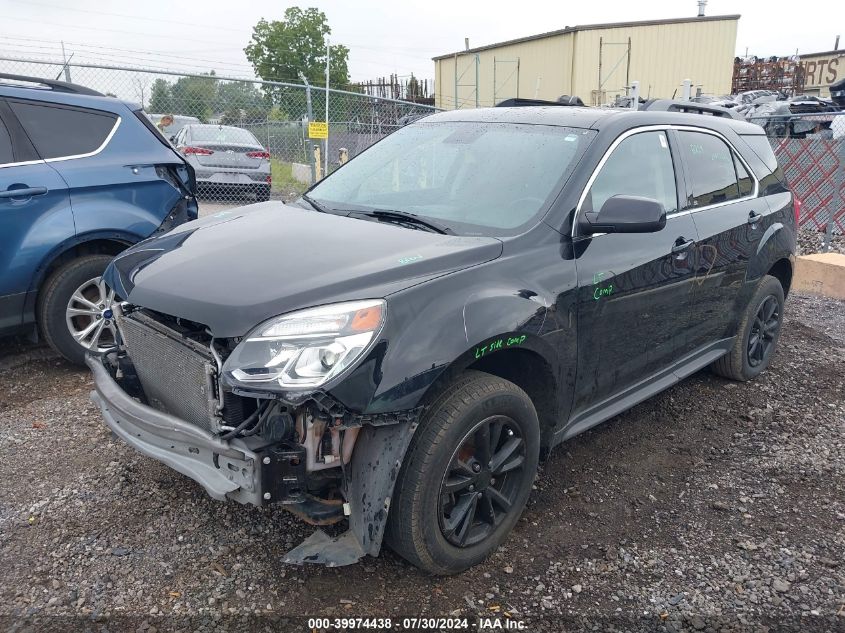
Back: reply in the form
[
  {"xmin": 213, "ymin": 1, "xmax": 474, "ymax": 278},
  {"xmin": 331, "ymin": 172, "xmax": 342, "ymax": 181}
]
[
  {"xmin": 0, "ymin": 186, "xmax": 48, "ymax": 199},
  {"xmin": 747, "ymin": 210, "xmax": 763, "ymax": 225},
  {"xmin": 671, "ymin": 237, "xmax": 695, "ymax": 254}
]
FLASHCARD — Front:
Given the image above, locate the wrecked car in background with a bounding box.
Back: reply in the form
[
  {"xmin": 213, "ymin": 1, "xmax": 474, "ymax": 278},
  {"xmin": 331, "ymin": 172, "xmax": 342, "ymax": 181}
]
[{"xmin": 87, "ymin": 103, "xmax": 795, "ymax": 574}]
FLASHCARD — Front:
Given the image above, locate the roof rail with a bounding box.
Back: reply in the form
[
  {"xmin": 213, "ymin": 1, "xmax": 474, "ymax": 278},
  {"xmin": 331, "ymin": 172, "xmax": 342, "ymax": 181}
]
[
  {"xmin": 0, "ymin": 73, "xmax": 103, "ymax": 96},
  {"xmin": 496, "ymin": 96, "xmax": 584, "ymax": 108},
  {"xmin": 640, "ymin": 99, "xmax": 743, "ymax": 120}
]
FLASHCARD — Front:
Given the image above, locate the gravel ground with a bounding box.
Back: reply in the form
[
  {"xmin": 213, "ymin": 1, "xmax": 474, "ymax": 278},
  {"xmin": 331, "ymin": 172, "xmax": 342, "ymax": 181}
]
[
  {"xmin": 0, "ymin": 292, "xmax": 843, "ymax": 633},
  {"xmin": 796, "ymin": 227, "xmax": 845, "ymax": 256}
]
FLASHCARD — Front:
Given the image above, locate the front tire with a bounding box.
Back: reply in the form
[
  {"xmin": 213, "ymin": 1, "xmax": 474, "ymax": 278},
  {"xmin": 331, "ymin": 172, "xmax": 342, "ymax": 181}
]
[
  {"xmin": 37, "ymin": 255, "xmax": 117, "ymax": 366},
  {"xmin": 386, "ymin": 371, "xmax": 540, "ymax": 574},
  {"xmin": 711, "ymin": 274, "xmax": 785, "ymax": 381}
]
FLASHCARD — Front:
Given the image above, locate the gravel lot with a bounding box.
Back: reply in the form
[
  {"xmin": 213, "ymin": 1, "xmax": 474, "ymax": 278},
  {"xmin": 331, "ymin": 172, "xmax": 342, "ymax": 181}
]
[
  {"xmin": 0, "ymin": 291, "xmax": 843, "ymax": 632},
  {"xmin": 796, "ymin": 228, "xmax": 845, "ymax": 256}
]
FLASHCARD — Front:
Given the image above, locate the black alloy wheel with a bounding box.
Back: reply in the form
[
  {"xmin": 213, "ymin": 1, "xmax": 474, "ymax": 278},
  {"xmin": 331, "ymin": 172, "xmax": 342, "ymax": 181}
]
[
  {"xmin": 710, "ymin": 274, "xmax": 785, "ymax": 382},
  {"xmin": 747, "ymin": 294, "xmax": 780, "ymax": 367},
  {"xmin": 439, "ymin": 415, "xmax": 527, "ymax": 548},
  {"xmin": 386, "ymin": 370, "xmax": 540, "ymax": 574}
]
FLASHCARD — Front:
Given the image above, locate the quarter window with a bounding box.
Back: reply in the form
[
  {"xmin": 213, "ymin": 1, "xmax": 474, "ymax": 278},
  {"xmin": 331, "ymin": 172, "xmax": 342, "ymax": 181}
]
[
  {"xmin": 8, "ymin": 101, "xmax": 117, "ymax": 160},
  {"xmin": 0, "ymin": 116, "xmax": 12, "ymax": 164},
  {"xmin": 584, "ymin": 130, "xmax": 677, "ymax": 215},
  {"xmin": 678, "ymin": 131, "xmax": 746, "ymax": 207},
  {"xmin": 735, "ymin": 155, "xmax": 753, "ymax": 196}
]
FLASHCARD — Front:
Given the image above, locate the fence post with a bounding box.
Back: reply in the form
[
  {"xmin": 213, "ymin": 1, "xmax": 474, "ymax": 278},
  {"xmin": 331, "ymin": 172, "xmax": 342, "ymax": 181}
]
[
  {"xmin": 299, "ymin": 72, "xmax": 316, "ymax": 184},
  {"xmin": 829, "ymin": 136, "xmax": 844, "ymax": 251},
  {"xmin": 325, "ymin": 39, "xmax": 330, "ymax": 179},
  {"xmin": 314, "ymin": 144, "xmax": 322, "ymax": 181}
]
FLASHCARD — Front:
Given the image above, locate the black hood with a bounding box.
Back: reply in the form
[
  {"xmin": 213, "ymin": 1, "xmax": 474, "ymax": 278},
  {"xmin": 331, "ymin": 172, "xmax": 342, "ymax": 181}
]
[{"xmin": 105, "ymin": 202, "xmax": 502, "ymax": 337}]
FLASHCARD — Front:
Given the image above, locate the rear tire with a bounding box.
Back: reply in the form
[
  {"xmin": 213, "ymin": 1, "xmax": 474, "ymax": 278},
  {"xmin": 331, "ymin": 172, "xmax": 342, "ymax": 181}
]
[
  {"xmin": 37, "ymin": 255, "xmax": 116, "ymax": 366},
  {"xmin": 711, "ymin": 274, "xmax": 785, "ymax": 381},
  {"xmin": 386, "ymin": 370, "xmax": 540, "ymax": 574}
]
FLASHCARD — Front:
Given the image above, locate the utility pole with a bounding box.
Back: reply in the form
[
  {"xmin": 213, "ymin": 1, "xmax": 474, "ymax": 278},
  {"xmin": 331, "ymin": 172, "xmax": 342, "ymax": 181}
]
[{"xmin": 60, "ymin": 41, "xmax": 71, "ymax": 82}]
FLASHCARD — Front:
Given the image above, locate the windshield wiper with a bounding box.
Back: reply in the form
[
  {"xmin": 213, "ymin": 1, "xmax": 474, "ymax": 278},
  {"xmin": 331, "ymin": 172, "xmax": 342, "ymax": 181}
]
[
  {"xmin": 300, "ymin": 193, "xmax": 334, "ymax": 214},
  {"xmin": 353, "ymin": 209, "xmax": 453, "ymax": 235}
]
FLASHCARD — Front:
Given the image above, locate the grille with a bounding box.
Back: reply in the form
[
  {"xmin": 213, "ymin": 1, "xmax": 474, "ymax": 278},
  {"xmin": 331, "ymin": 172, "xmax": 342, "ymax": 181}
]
[{"xmin": 119, "ymin": 313, "xmax": 218, "ymax": 432}]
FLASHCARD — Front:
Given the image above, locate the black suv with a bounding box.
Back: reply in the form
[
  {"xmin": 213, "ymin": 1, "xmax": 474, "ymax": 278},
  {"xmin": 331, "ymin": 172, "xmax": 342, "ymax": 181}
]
[{"xmin": 87, "ymin": 104, "xmax": 795, "ymax": 574}]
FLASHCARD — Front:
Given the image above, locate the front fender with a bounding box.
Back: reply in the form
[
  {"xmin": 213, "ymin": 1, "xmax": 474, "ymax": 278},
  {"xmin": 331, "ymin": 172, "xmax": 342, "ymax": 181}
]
[
  {"xmin": 327, "ymin": 229, "xmax": 575, "ymax": 416},
  {"xmin": 328, "ymin": 266, "xmax": 559, "ymax": 415}
]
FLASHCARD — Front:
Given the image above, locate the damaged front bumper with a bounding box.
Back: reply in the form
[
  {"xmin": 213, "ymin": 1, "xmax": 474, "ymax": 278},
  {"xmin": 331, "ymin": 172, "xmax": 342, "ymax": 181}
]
[
  {"xmin": 87, "ymin": 353, "xmax": 422, "ymax": 567},
  {"xmin": 87, "ymin": 355, "xmax": 263, "ymax": 505}
]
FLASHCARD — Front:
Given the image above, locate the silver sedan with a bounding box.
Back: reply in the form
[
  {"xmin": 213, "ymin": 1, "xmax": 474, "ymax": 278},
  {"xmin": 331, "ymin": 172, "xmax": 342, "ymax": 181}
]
[{"xmin": 174, "ymin": 124, "xmax": 272, "ymax": 201}]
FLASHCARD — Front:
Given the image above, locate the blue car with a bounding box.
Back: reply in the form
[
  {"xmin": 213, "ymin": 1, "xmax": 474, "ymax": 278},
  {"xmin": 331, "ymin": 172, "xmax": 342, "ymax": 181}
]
[{"xmin": 0, "ymin": 73, "xmax": 197, "ymax": 364}]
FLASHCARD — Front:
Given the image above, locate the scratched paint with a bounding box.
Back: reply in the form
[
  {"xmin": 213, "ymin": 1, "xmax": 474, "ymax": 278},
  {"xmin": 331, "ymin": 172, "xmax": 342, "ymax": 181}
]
[
  {"xmin": 397, "ymin": 254, "xmax": 423, "ymax": 265},
  {"xmin": 473, "ymin": 334, "xmax": 526, "ymax": 359}
]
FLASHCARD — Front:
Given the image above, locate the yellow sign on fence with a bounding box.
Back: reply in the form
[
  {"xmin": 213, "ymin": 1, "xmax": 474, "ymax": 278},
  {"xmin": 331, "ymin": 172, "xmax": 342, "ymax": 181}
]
[{"xmin": 308, "ymin": 121, "xmax": 328, "ymax": 139}]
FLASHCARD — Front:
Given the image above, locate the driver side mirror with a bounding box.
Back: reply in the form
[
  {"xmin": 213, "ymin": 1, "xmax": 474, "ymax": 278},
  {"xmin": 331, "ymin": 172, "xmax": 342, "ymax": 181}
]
[{"xmin": 582, "ymin": 195, "xmax": 666, "ymax": 234}]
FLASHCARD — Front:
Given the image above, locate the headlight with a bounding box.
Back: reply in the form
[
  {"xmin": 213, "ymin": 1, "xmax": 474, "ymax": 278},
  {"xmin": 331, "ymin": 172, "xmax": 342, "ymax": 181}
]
[{"xmin": 222, "ymin": 300, "xmax": 385, "ymax": 390}]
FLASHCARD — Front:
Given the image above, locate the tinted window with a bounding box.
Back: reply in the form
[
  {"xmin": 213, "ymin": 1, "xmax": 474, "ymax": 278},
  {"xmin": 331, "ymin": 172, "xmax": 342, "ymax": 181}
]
[
  {"xmin": 9, "ymin": 101, "xmax": 117, "ymax": 160},
  {"xmin": 585, "ymin": 131, "xmax": 677, "ymax": 214},
  {"xmin": 735, "ymin": 155, "xmax": 753, "ymax": 196},
  {"xmin": 0, "ymin": 115, "xmax": 12, "ymax": 164},
  {"xmin": 741, "ymin": 134, "xmax": 786, "ymax": 194},
  {"xmin": 679, "ymin": 131, "xmax": 740, "ymax": 207},
  {"xmin": 309, "ymin": 122, "xmax": 596, "ymax": 236}
]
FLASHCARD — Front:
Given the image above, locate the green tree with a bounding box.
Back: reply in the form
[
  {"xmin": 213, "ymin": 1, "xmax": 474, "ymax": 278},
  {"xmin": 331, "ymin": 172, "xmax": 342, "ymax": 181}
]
[
  {"xmin": 170, "ymin": 72, "xmax": 218, "ymax": 121},
  {"xmin": 148, "ymin": 78, "xmax": 173, "ymax": 113},
  {"xmin": 244, "ymin": 7, "xmax": 350, "ymax": 89},
  {"xmin": 215, "ymin": 81, "xmax": 269, "ymax": 122}
]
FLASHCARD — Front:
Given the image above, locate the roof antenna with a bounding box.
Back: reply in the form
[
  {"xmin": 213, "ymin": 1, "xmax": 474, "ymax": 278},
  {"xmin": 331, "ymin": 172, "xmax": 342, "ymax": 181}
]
[{"xmin": 697, "ymin": 0, "xmax": 707, "ymax": 17}]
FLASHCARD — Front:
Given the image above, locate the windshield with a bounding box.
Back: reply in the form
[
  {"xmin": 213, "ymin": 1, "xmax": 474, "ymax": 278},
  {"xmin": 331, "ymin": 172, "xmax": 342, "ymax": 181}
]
[
  {"xmin": 307, "ymin": 121, "xmax": 596, "ymax": 236},
  {"xmin": 190, "ymin": 125, "xmax": 260, "ymax": 145}
]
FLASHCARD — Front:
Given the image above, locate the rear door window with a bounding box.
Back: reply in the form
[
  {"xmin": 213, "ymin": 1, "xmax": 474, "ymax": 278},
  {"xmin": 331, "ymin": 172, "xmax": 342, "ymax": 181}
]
[
  {"xmin": 8, "ymin": 101, "xmax": 118, "ymax": 160},
  {"xmin": 678, "ymin": 131, "xmax": 745, "ymax": 208}
]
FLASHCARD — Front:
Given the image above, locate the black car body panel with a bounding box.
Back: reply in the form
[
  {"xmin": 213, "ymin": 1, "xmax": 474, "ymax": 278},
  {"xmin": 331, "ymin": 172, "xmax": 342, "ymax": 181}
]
[{"xmin": 89, "ymin": 105, "xmax": 796, "ymax": 568}]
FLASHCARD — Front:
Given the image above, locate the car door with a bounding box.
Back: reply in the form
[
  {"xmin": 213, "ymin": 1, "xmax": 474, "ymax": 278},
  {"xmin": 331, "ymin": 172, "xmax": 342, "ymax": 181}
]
[
  {"xmin": 0, "ymin": 99, "xmax": 73, "ymax": 332},
  {"xmin": 570, "ymin": 128, "xmax": 699, "ymax": 417},
  {"xmin": 672, "ymin": 129, "xmax": 764, "ymax": 350}
]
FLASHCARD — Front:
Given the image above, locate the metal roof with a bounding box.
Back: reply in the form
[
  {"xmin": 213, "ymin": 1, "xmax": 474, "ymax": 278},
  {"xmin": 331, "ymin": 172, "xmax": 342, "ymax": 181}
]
[
  {"xmin": 418, "ymin": 106, "xmax": 764, "ymax": 135},
  {"xmin": 432, "ymin": 14, "xmax": 741, "ymax": 61}
]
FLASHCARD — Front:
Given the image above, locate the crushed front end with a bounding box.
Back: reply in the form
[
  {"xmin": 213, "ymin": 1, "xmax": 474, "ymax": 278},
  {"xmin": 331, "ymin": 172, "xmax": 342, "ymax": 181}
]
[{"xmin": 87, "ymin": 303, "xmax": 420, "ymax": 566}]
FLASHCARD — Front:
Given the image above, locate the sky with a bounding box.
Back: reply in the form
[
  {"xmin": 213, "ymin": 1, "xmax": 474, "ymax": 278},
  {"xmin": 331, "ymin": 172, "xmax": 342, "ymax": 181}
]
[{"xmin": 1, "ymin": 0, "xmax": 842, "ymax": 86}]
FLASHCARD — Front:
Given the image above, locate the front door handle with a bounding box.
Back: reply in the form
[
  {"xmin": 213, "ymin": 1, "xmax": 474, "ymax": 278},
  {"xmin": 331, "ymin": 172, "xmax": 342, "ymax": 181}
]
[
  {"xmin": 0, "ymin": 186, "xmax": 48, "ymax": 199},
  {"xmin": 747, "ymin": 210, "xmax": 763, "ymax": 225},
  {"xmin": 671, "ymin": 237, "xmax": 695, "ymax": 254}
]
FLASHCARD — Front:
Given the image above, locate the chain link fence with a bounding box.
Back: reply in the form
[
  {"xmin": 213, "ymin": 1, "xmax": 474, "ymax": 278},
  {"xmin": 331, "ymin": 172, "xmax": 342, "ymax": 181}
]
[
  {"xmin": 0, "ymin": 58, "xmax": 439, "ymax": 203},
  {"xmin": 2, "ymin": 57, "xmax": 843, "ymax": 243},
  {"xmin": 747, "ymin": 112, "xmax": 845, "ymax": 245}
]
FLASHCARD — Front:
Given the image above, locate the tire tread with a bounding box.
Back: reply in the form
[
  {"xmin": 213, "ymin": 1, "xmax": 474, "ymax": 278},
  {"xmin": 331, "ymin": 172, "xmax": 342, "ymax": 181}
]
[{"xmin": 386, "ymin": 370, "xmax": 537, "ymax": 574}]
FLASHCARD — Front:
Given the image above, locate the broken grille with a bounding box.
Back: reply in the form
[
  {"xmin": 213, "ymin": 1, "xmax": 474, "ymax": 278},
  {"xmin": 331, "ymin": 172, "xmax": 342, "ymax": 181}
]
[{"xmin": 118, "ymin": 312, "xmax": 219, "ymax": 432}]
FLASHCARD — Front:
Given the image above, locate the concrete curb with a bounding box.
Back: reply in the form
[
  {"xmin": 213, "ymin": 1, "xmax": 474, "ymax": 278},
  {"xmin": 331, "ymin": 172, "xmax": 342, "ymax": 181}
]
[{"xmin": 793, "ymin": 253, "xmax": 845, "ymax": 300}]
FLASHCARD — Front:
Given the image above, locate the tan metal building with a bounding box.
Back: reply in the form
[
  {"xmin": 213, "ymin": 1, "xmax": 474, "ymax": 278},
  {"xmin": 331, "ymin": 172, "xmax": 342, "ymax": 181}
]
[
  {"xmin": 798, "ymin": 49, "xmax": 844, "ymax": 97},
  {"xmin": 433, "ymin": 15, "xmax": 740, "ymax": 109}
]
